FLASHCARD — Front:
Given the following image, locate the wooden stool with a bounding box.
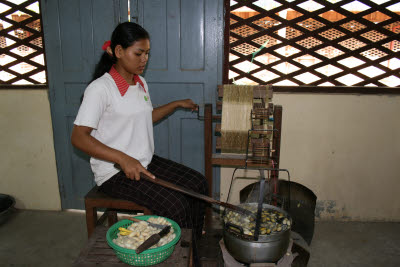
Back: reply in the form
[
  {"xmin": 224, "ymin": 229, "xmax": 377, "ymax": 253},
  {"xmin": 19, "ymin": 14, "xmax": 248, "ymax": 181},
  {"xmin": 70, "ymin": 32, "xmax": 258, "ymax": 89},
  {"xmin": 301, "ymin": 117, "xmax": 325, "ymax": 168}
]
[{"xmin": 85, "ymin": 186, "xmax": 152, "ymax": 237}]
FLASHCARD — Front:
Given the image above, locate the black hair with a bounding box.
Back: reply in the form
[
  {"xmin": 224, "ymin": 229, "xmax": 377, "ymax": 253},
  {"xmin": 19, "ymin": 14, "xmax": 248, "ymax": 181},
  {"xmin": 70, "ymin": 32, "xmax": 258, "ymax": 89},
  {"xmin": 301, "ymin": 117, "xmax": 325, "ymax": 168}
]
[{"xmin": 92, "ymin": 22, "xmax": 150, "ymax": 81}]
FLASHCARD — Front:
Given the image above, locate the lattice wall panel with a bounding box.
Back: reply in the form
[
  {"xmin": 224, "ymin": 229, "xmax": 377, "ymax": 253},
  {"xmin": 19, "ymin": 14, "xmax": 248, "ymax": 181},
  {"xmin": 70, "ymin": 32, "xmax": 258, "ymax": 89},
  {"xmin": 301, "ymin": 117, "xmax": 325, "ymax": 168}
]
[
  {"xmin": 0, "ymin": 0, "xmax": 46, "ymax": 85},
  {"xmin": 226, "ymin": 0, "xmax": 400, "ymax": 87}
]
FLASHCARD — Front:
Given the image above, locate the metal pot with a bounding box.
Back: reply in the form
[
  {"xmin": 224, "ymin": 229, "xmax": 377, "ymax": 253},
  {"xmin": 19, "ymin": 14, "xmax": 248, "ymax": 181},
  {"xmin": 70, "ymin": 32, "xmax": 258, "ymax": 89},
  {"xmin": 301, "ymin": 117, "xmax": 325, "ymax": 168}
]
[
  {"xmin": 223, "ymin": 203, "xmax": 291, "ymax": 264},
  {"xmin": 0, "ymin": 193, "xmax": 15, "ymax": 225}
]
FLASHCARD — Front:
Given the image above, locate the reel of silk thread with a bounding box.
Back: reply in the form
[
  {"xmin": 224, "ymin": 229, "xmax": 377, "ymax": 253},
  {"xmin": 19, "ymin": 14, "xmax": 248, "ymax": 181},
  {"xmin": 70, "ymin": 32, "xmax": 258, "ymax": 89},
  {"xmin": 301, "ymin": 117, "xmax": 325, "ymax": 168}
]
[{"xmin": 221, "ymin": 85, "xmax": 254, "ymax": 154}]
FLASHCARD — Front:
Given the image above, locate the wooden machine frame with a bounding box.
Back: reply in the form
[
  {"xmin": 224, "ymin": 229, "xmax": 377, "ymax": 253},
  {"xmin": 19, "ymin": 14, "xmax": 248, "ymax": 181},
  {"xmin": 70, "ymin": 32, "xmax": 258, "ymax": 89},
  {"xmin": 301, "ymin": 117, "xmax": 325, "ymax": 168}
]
[{"xmin": 203, "ymin": 85, "xmax": 282, "ymax": 225}]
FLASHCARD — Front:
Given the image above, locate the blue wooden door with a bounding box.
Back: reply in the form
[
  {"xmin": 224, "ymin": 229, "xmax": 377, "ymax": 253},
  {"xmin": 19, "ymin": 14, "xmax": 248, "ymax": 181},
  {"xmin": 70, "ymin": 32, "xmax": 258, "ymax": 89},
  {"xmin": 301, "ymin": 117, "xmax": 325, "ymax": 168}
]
[
  {"xmin": 42, "ymin": 0, "xmax": 222, "ymax": 209},
  {"xmin": 133, "ymin": 0, "xmax": 221, "ymax": 177}
]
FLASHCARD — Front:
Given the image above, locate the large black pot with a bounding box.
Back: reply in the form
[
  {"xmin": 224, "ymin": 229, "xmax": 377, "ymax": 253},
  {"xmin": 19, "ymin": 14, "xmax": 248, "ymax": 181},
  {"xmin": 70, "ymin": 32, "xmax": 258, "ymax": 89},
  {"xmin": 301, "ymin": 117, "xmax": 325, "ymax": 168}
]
[
  {"xmin": 0, "ymin": 194, "xmax": 16, "ymax": 225},
  {"xmin": 223, "ymin": 203, "xmax": 291, "ymax": 264},
  {"xmin": 240, "ymin": 180, "xmax": 317, "ymax": 245}
]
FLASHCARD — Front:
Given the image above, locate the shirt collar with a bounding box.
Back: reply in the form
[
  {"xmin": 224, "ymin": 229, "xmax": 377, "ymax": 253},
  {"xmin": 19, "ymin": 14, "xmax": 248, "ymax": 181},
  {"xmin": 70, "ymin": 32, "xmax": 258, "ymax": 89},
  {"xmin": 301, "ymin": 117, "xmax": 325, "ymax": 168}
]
[{"xmin": 109, "ymin": 65, "xmax": 146, "ymax": 96}]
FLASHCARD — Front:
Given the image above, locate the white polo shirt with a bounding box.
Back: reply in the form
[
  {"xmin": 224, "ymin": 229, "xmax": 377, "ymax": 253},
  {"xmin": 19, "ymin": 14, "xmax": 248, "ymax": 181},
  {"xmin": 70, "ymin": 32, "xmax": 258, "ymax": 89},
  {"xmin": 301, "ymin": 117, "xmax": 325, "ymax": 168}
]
[{"xmin": 74, "ymin": 67, "xmax": 154, "ymax": 185}]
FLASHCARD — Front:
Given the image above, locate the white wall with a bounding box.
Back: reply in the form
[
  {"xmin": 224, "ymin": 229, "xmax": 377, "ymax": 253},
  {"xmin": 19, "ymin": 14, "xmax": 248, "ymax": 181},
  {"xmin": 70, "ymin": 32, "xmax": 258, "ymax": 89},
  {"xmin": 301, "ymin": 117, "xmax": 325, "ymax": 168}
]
[
  {"xmin": 0, "ymin": 89, "xmax": 61, "ymax": 210},
  {"xmin": 220, "ymin": 93, "xmax": 400, "ymax": 221}
]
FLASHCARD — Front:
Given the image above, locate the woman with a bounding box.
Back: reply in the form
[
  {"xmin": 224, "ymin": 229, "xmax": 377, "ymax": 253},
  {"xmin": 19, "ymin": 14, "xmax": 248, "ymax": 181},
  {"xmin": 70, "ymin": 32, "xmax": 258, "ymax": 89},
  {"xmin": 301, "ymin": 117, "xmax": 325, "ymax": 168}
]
[{"xmin": 71, "ymin": 22, "xmax": 208, "ymax": 243}]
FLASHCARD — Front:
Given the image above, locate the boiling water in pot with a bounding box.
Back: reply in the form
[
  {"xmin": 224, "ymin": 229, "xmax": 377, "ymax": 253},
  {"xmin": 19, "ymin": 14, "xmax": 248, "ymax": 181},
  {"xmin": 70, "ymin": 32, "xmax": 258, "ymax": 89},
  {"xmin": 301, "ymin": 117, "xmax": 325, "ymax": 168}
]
[{"xmin": 224, "ymin": 204, "xmax": 291, "ymax": 236}]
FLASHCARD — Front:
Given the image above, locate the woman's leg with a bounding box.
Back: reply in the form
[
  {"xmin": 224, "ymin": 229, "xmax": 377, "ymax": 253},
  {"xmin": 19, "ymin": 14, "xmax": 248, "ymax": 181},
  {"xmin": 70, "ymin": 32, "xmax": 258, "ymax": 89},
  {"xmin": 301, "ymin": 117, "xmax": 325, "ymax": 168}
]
[
  {"xmin": 99, "ymin": 171, "xmax": 192, "ymax": 229},
  {"xmin": 147, "ymin": 155, "xmax": 208, "ymax": 267},
  {"xmin": 147, "ymin": 155, "xmax": 208, "ymax": 239},
  {"xmin": 99, "ymin": 154, "xmax": 208, "ymax": 238}
]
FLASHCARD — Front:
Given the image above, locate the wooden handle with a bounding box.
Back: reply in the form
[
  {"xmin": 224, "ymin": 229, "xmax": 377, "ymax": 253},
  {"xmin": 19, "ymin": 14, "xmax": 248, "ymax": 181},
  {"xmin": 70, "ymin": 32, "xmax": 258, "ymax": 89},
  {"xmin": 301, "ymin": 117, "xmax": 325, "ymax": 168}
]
[
  {"xmin": 139, "ymin": 173, "xmax": 253, "ymax": 216},
  {"xmin": 114, "ymin": 164, "xmax": 253, "ymax": 216},
  {"xmin": 123, "ymin": 217, "xmax": 141, "ymax": 223}
]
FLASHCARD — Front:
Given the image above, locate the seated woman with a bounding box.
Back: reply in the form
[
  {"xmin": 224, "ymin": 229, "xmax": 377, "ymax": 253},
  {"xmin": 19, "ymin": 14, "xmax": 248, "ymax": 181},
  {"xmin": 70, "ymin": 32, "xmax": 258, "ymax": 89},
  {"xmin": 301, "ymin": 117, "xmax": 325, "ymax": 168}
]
[{"xmin": 71, "ymin": 22, "xmax": 208, "ymax": 247}]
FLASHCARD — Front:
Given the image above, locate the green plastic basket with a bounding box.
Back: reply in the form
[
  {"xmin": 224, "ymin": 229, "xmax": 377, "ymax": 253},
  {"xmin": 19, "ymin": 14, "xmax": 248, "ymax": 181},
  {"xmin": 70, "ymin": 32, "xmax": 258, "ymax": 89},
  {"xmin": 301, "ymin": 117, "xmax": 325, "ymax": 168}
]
[{"xmin": 106, "ymin": 215, "xmax": 181, "ymax": 266}]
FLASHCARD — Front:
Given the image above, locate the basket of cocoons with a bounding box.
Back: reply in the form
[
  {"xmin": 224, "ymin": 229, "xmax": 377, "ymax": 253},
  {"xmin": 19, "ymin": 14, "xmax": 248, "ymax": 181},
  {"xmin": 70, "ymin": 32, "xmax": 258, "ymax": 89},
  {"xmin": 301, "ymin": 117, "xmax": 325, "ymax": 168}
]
[{"xmin": 106, "ymin": 215, "xmax": 181, "ymax": 266}]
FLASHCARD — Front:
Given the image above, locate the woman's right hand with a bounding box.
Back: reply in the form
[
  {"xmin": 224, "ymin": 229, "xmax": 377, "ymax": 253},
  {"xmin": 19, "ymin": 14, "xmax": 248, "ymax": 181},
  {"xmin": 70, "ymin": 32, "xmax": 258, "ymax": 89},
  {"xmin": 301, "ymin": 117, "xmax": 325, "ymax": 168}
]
[{"xmin": 119, "ymin": 155, "xmax": 155, "ymax": 181}]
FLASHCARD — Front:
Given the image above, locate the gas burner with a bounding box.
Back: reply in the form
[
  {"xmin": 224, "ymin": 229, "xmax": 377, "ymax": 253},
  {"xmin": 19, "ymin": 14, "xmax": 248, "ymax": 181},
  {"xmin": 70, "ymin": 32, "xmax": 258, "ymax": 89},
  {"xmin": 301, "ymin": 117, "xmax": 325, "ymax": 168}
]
[{"xmin": 219, "ymin": 235, "xmax": 306, "ymax": 266}]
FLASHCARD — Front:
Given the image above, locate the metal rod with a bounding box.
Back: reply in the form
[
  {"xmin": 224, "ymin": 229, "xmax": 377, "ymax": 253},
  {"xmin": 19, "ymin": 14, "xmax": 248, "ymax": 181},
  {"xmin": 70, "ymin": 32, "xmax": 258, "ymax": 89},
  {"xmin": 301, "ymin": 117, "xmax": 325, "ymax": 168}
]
[{"xmin": 254, "ymin": 169, "xmax": 266, "ymax": 241}]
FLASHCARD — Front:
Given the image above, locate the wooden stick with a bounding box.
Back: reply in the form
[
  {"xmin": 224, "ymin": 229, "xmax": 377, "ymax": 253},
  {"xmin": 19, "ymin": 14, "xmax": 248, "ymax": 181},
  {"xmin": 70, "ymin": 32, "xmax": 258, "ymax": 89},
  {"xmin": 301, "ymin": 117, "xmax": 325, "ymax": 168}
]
[
  {"xmin": 139, "ymin": 173, "xmax": 253, "ymax": 216},
  {"xmin": 123, "ymin": 217, "xmax": 144, "ymax": 223},
  {"xmin": 114, "ymin": 164, "xmax": 253, "ymax": 216},
  {"xmin": 122, "ymin": 217, "xmax": 166, "ymax": 229}
]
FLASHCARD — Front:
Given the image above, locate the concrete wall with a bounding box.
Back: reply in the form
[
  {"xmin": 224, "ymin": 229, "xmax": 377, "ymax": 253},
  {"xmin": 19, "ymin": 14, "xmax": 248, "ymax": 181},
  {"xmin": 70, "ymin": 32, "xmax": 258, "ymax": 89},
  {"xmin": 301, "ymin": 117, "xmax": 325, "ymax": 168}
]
[
  {"xmin": 0, "ymin": 89, "xmax": 61, "ymax": 210},
  {"xmin": 220, "ymin": 93, "xmax": 400, "ymax": 221},
  {"xmin": 1, "ymin": 89, "xmax": 399, "ymax": 221}
]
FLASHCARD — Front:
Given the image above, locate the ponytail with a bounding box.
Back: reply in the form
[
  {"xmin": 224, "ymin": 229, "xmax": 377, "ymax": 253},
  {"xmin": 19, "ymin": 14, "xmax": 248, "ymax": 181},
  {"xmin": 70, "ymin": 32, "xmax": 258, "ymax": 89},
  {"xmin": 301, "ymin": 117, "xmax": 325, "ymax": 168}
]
[{"xmin": 92, "ymin": 52, "xmax": 115, "ymax": 81}]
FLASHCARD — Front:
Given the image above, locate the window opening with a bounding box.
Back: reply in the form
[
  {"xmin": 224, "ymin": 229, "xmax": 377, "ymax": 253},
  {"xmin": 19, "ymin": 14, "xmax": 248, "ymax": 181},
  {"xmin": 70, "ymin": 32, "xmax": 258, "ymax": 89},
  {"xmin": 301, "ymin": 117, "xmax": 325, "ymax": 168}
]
[
  {"xmin": 0, "ymin": 0, "xmax": 47, "ymax": 86},
  {"xmin": 226, "ymin": 0, "xmax": 400, "ymax": 89}
]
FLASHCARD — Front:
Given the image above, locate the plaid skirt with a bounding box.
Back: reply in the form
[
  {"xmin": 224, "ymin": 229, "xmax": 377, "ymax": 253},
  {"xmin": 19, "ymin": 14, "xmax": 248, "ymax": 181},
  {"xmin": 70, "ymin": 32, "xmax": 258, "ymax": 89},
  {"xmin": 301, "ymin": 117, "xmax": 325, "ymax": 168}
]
[{"xmin": 99, "ymin": 154, "xmax": 208, "ymax": 239}]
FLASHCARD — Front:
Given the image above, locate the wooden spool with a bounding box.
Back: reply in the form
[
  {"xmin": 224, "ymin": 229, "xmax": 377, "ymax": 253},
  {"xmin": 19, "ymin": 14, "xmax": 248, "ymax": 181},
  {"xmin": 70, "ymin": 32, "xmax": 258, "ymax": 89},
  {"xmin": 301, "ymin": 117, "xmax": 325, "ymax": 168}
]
[{"xmin": 220, "ymin": 85, "xmax": 274, "ymax": 161}]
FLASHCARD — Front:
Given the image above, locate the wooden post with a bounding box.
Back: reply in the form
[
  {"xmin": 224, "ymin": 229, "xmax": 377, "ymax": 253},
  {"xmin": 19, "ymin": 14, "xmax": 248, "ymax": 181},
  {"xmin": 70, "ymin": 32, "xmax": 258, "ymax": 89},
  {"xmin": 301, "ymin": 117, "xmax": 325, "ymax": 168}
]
[
  {"xmin": 107, "ymin": 210, "xmax": 118, "ymax": 227},
  {"xmin": 204, "ymin": 104, "xmax": 213, "ymax": 228},
  {"xmin": 85, "ymin": 202, "xmax": 97, "ymax": 238},
  {"xmin": 272, "ymin": 105, "xmax": 282, "ymax": 167},
  {"xmin": 271, "ymin": 105, "xmax": 282, "ymax": 196}
]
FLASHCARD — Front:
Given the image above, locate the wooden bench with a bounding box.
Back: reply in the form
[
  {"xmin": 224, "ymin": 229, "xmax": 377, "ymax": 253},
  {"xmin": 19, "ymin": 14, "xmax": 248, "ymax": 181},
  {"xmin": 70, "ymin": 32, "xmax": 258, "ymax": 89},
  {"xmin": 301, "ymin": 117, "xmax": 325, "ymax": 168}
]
[
  {"xmin": 73, "ymin": 226, "xmax": 193, "ymax": 266},
  {"xmin": 85, "ymin": 186, "xmax": 152, "ymax": 238}
]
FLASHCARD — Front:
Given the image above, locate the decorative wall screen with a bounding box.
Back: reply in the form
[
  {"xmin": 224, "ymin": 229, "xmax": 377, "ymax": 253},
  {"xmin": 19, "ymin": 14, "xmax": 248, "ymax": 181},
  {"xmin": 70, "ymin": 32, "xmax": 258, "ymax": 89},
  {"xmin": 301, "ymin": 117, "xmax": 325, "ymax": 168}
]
[
  {"xmin": 225, "ymin": 0, "xmax": 400, "ymax": 88},
  {"xmin": 0, "ymin": 0, "xmax": 46, "ymax": 86}
]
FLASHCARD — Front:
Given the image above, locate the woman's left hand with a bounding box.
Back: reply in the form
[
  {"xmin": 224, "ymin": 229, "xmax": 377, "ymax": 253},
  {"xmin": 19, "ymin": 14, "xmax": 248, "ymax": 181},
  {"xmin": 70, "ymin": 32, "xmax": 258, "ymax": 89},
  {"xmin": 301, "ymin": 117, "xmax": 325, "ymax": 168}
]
[{"xmin": 177, "ymin": 99, "xmax": 198, "ymax": 111}]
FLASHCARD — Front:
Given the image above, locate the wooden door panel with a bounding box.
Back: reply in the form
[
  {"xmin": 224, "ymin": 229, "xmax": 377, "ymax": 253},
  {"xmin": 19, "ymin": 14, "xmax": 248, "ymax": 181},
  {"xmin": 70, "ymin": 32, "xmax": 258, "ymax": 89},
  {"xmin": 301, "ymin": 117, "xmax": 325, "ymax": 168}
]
[
  {"xmin": 43, "ymin": 0, "xmax": 222, "ymax": 208},
  {"xmin": 92, "ymin": 0, "xmax": 122, "ymax": 64},
  {"xmin": 139, "ymin": 0, "xmax": 221, "ymax": 175},
  {"xmin": 153, "ymin": 120, "xmax": 169, "ymax": 159},
  {"xmin": 67, "ymin": 117, "xmax": 95, "ymax": 202},
  {"xmin": 58, "ymin": 0, "xmax": 84, "ymax": 73},
  {"xmin": 149, "ymin": 82, "xmax": 203, "ymax": 164},
  {"xmin": 181, "ymin": 118, "xmax": 204, "ymax": 174},
  {"xmin": 43, "ymin": 0, "xmax": 128, "ymax": 209},
  {"xmin": 142, "ymin": 0, "xmax": 168, "ymax": 70},
  {"xmin": 180, "ymin": 0, "xmax": 205, "ymax": 70}
]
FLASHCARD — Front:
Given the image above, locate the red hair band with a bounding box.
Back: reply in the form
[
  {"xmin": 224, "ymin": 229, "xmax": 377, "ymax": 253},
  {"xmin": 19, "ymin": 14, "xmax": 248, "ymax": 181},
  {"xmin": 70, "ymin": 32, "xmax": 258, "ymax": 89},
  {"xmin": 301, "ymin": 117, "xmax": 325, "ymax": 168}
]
[{"xmin": 102, "ymin": 40, "xmax": 111, "ymax": 51}]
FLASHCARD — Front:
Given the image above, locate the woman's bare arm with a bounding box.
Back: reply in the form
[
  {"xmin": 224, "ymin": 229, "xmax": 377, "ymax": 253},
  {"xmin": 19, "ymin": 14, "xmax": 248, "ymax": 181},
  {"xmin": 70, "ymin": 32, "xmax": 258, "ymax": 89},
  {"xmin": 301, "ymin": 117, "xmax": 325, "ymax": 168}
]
[
  {"xmin": 71, "ymin": 125, "xmax": 154, "ymax": 180},
  {"xmin": 152, "ymin": 99, "xmax": 198, "ymax": 123}
]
